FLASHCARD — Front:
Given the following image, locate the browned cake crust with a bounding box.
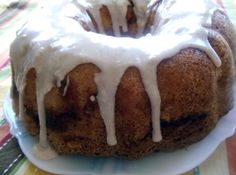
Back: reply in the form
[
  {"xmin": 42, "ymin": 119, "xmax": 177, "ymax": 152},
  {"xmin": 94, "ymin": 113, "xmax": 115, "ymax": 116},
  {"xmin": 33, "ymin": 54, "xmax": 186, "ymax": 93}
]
[{"xmin": 11, "ymin": 8, "xmax": 235, "ymax": 159}]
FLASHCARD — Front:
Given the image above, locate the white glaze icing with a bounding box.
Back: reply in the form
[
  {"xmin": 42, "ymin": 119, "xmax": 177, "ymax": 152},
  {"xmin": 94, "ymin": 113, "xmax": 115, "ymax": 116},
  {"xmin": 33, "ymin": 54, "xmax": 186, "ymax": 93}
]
[
  {"xmin": 90, "ymin": 95, "xmax": 96, "ymax": 102},
  {"xmin": 10, "ymin": 0, "xmax": 223, "ymax": 158},
  {"xmin": 33, "ymin": 143, "xmax": 58, "ymax": 160},
  {"xmin": 73, "ymin": 0, "xmax": 151, "ymax": 36},
  {"xmin": 62, "ymin": 76, "xmax": 70, "ymax": 96},
  {"xmin": 18, "ymin": 92, "xmax": 24, "ymax": 120}
]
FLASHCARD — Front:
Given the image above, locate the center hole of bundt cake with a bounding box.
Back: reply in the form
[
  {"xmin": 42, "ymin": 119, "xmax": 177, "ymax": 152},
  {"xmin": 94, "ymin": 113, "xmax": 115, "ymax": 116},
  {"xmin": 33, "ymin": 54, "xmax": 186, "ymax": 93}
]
[{"xmin": 74, "ymin": 1, "xmax": 159, "ymax": 38}]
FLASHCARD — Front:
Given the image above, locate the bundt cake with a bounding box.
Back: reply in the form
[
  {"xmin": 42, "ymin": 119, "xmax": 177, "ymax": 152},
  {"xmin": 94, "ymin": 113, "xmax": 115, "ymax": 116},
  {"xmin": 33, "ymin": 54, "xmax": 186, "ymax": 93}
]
[{"xmin": 10, "ymin": 0, "xmax": 236, "ymax": 159}]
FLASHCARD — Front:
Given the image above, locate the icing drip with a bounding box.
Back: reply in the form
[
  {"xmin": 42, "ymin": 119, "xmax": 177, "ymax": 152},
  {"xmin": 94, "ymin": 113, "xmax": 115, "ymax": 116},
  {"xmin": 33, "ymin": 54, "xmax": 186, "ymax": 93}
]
[
  {"xmin": 73, "ymin": 0, "xmax": 151, "ymax": 36},
  {"xmin": 62, "ymin": 76, "xmax": 70, "ymax": 96},
  {"xmin": 36, "ymin": 94, "xmax": 47, "ymax": 147},
  {"xmin": 18, "ymin": 92, "xmax": 24, "ymax": 120},
  {"xmin": 95, "ymin": 73, "xmax": 120, "ymax": 145},
  {"xmin": 140, "ymin": 65, "xmax": 162, "ymax": 142},
  {"xmin": 10, "ymin": 0, "xmax": 223, "ymax": 156}
]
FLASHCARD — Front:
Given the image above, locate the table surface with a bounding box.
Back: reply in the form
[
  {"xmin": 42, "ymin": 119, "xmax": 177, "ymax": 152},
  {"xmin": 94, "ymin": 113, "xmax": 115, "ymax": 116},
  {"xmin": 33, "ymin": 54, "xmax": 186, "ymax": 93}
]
[{"xmin": 0, "ymin": 0, "xmax": 236, "ymax": 175}]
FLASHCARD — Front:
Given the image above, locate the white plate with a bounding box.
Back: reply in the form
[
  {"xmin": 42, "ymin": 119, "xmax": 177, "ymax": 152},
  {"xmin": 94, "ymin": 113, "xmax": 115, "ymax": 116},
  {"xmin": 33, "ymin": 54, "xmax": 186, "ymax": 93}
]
[{"xmin": 3, "ymin": 94, "xmax": 236, "ymax": 175}]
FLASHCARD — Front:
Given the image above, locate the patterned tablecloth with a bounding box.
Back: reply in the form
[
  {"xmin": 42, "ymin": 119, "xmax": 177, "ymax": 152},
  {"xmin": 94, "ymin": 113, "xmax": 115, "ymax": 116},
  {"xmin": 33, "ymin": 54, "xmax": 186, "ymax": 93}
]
[{"xmin": 0, "ymin": 0, "xmax": 236, "ymax": 174}]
